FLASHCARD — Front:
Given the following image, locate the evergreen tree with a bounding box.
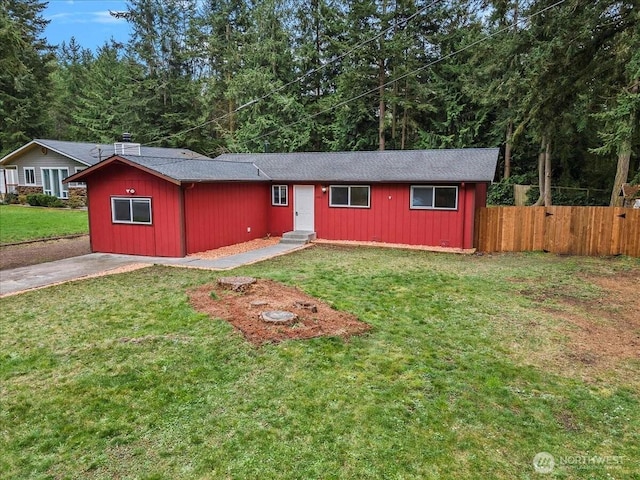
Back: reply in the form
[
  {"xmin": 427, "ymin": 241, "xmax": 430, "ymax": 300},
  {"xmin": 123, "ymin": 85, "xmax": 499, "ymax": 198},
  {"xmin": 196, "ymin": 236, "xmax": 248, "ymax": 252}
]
[
  {"xmin": 0, "ymin": 0, "xmax": 54, "ymax": 155},
  {"xmin": 226, "ymin": 0, "xmax": 310, "ymax": 152},
  {"xmin": 113, "ymin": 0, "xmax": 203, "ymax": 148},
  {"xmin": 586, "ymin": 2, "xmax": 640, "ymax": 205},
  {"xmin": 413, "ymin": 1, "xmax": 489, "ymax": 150},
  {"xmin": 10, "ymin": 0, "xmax": 633, "ymax": 204},
  {"xmin": 71, "ymin": 42, "xmax": 146, "ymax": 143},
  {"xmin": 519, "ymin": 0, "xmax": 639, "ymax": 205},
  {"xmin": 196, "ymin": 0, "xmax": 250, "ymax": 153},
  {"xmin": 291, "ymin": 0, "xmax": 347, "ymax": 150},
  {"xmin": 49, "ymin": 38, "xmax": 93, "ymax": 140}
]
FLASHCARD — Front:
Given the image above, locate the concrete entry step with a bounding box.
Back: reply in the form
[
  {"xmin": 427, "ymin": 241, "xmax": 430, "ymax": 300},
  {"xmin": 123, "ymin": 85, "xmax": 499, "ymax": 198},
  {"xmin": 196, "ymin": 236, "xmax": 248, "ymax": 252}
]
[{"xmin": 280, "ymin": 231, "xmax": 317, "ymax": 244}]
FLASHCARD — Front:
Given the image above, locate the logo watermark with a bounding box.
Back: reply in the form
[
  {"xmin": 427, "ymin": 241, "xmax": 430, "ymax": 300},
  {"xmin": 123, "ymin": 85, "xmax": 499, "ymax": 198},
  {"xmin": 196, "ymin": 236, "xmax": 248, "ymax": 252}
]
[
  {"xmin": 533, "ymin": 452, "xmax": 624, "ymax": 474},
  {"xmin": 533, "ymin": 452, "xmax": 555, "ymax": 474}
]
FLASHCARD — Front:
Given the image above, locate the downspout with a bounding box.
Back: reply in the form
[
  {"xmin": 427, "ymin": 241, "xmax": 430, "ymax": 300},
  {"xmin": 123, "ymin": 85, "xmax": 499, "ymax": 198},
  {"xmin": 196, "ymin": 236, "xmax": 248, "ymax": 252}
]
[
  {"xmin": 460, "ymin": 183, "xmax": 466, "ymax": 249},
  {"xmin": 179, "ymin": 183, "xmax": 194, "ymax": 257},
  {"xmin": 86, "ymin": 184, "xmax": 94, "ymax": 253},
  {"xmin": 470, "ymin": 183, "xmax": 480, "ymax": 250}
]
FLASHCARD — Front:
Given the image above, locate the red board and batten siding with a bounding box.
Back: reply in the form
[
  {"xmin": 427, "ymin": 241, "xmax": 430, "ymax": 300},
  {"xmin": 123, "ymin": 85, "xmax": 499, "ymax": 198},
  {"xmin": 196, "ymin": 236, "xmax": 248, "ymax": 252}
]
[
  {"xmin": 85, "ymin": 163, "xmax": 184, "ymax": 257},
  {"xmin": 268, "ymin": 182, "xmax": 481, "ymax": 249},
  {"xmin": 268, "ymin": 184, "xmax": 294, "ymax": 236},
  {"xmin": 86, "ymin": 165, "xmax": 272, "ymax": 256},
  {"xmin": 184, "ymin": 182, "xmax": 270, "ymax": 254},
  {"xmin": 85, "ymin": 162, "xmax": 486, "ymax": 256}
]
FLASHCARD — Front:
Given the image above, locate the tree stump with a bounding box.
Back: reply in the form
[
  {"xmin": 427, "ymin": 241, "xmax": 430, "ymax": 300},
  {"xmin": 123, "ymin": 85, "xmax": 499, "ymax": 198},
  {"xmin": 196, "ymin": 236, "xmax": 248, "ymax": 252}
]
[
  {"xmin": 294, "ymin": 300, "xmax": 318, "ymax": 313},
  {"xmin": 217, "ymin": 276, "xmax": 257, "ymax": 292},
  {"xmin": 250, "ymin": 300, "xmax": 269, "ymax": 308},
  {"xmin": 260, "ymin": 310, "xmax": 297, "ymax": 325}
]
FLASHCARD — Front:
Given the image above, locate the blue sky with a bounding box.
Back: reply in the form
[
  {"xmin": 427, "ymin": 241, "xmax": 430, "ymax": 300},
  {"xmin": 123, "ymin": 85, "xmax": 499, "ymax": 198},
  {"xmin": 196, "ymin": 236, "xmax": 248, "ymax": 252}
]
[{"xmin": 44, "ymin": 0, "xmax": 132, "ymax": 51}]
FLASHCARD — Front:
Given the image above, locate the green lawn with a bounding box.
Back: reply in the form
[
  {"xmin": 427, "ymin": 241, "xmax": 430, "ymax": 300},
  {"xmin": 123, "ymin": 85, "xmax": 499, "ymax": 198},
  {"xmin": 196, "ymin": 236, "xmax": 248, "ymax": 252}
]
[
  {"xmin": 1, "ymin": 246, "xmax": 638, "ymax": 479},
  {"xmin": 0, "ymin": 205, "xmax": 88, "ymax": 244}
]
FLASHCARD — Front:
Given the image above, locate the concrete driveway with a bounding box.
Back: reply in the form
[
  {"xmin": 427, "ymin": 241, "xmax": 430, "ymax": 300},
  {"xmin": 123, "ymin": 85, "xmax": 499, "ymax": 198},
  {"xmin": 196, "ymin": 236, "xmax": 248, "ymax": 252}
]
[
  {"xmin": 0, "ymin": 243, "xmax": 310, "ymax": 297},
  {"xmin": 0, "ymin": 253, "xmax": 147, "ymax": 296}
]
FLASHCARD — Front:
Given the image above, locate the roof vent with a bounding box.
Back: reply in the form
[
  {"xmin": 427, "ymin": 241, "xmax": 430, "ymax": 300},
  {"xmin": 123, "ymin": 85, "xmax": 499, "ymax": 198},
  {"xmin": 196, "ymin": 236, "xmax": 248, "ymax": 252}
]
[
  {"xmin": 114, "ymin": 142, "xmax": 141, "ymax": 156},
  {"xmin": 121, "ymin": 132, "xmax": 132, "ymax": 142}
]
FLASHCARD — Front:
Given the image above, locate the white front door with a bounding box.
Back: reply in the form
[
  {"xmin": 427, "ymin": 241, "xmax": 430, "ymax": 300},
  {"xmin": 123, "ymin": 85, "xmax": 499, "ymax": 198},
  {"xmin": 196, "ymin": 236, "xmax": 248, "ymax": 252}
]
[{"xmin": 294, "ymin": 185, "xmax": 315, "ymax": 231}]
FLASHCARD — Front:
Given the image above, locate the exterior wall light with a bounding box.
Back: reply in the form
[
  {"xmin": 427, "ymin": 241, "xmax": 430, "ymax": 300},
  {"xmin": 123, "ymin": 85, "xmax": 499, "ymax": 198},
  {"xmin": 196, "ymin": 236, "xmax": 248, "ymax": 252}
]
[{"xmin": 126, "ymin": 188, "xmax": 136, "ymax": 194}]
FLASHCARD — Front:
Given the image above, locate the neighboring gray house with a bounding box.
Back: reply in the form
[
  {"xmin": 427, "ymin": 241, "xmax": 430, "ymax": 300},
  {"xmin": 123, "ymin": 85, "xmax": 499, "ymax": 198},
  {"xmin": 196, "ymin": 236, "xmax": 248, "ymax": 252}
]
[{"xmin": 0, "ymin": 139, "xmax": 208, "ymax": 202}]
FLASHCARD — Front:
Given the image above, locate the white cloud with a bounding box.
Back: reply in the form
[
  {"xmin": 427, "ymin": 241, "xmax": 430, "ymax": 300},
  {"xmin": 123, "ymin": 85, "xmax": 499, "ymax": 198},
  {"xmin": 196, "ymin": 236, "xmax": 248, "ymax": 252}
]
[
  {"xmin": 46, "ymin": 10, "xmax": 125, "ymax": 25},
  {"xmin": 92, "ymin": 11, "xmax": 125, "ymax": 24}
]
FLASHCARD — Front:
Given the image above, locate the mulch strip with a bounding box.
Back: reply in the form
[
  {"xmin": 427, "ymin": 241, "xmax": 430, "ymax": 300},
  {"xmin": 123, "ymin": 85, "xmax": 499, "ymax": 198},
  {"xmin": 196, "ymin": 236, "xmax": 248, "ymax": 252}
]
[{"xmin": 188, "ymin": 279, "xmax": 371, "ymax": 346}]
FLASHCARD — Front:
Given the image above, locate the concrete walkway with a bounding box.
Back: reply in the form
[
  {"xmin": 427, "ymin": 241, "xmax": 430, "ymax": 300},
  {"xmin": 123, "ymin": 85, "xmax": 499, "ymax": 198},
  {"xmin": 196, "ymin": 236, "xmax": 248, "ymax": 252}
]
[{"xmin": 0, "ymin": 242, "xmax": 309, "ymax": 297}]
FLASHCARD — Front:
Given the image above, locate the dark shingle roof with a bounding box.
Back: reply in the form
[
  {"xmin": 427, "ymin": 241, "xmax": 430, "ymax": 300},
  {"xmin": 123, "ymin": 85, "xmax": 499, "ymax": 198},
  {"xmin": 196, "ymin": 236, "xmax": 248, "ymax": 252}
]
[
  {"xmin": 215, "ymin": 149, "xmax": 499, "ymax": 183},
  {"xmin": 32, "ymin": 139, "xmax": 208, "ymax": 166},
  {"xmin": 67, "ymin": 147, "xmax": 499, "ymax": 184},
  {"xmin": 119, "ymin": 156, "xmax": 265, "ymax": 182},
  {"xmin": 4, "ymin": 138, "xmax": 499, "ymax": 184}
]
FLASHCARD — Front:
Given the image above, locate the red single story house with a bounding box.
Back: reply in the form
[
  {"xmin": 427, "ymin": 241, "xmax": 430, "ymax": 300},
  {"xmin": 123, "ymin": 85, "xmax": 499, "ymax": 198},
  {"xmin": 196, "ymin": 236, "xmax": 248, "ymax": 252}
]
[{"xmin": 64, "ymin": 148, "xmax": 499, "ymax": 257}]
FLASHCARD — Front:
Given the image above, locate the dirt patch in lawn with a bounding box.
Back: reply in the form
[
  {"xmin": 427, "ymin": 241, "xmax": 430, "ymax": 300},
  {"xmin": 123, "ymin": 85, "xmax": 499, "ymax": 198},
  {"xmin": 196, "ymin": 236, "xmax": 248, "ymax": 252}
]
[
  {"xmin": 189, "ymin": 278, "xmax": 371, "ymax": 345},
  {"xmin": 0, "ymin": 235, "xmax": 90, "ymax": 270},
  {"xmin": 552, "ymin": 272, "xmax": 639, "ymax": 361},
  {"xmin": 521, "ymin": 269, "xmax": 639, "ymax": 376}
]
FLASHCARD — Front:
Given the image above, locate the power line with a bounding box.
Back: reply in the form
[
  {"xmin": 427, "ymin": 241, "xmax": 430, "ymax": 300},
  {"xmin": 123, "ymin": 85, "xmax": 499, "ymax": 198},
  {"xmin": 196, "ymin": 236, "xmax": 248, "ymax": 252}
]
[
  {"xmin": 143, "ymin": 0, "xmax": 443, "ymax": 146},
  {"xmin": 233, "ymin": 0, "xmax": 567, "ymax": 151}
]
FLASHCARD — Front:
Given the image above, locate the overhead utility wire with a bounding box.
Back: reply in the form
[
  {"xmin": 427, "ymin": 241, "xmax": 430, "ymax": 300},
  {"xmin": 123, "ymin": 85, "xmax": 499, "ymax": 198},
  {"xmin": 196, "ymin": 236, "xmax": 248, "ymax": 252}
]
[
  {"xmin": 144, "ymin": 0, "xmax": 443, "ymax": 146},
  {"xmin": 235, "ymin": 0, "xmax": 567, "ymax": 150}
]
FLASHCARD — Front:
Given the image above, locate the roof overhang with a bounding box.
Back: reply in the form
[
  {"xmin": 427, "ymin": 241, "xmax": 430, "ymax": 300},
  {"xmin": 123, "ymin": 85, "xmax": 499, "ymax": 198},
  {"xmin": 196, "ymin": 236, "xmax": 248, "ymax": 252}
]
[
  {"xmin": 263, "ymin": 178, "xmax": 493, "ymax": 184},
  {"xmin": 63, "ymin": 155, "xmax": 182, "ymax": 185}
]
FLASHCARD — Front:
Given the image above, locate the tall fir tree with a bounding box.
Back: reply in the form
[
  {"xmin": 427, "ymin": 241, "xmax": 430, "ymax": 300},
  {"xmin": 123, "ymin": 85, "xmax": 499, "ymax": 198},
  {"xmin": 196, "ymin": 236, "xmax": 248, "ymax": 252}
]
[
  {"xmin": 0, "ymin": 0, "xmax": 54, "ymax": 155},
  {"xmin": 49, "ymin": 38, "xmax": 93, "ymax": 140},
  {"xmin": 113, "ymin": 0, "xmax": 203, "ymax": 148},
  {"xmin": 226, "ymin": 0, "xmax": 310, "ymax": 152},
  {"xmin": 71, "ymin": 42, "xmax": 146, "ymax": 143}
]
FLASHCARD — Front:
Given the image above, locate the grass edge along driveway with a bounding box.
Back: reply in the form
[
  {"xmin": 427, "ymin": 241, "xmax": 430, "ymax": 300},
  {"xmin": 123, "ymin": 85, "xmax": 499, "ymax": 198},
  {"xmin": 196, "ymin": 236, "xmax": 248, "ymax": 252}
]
[
  {"xmin": 0, "ymin": 246, "xmax": 638, "ymax": 479},
  {"xmin": 0, "ymin": 204, "xmax": 88, "ymax": 244}
]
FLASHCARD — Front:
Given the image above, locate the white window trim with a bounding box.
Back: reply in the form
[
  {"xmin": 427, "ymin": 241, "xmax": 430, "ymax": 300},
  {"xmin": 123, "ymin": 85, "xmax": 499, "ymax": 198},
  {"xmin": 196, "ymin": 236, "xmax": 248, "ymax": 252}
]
[
  {"xmin": 329, "ymin": 185, "xmax": 371, "ymax": 208},
  {"xmin": 24, "ymin": 167, "xmax": 37, "ymax": 186},
  {"xmin": 111, "ymin": 197, "xmax": 153, "ymax": 225},
  {"xmin": 410, "ymin": 185, "xmax": 459, "ymax": 210},
  {"xmin": 69, "ymin": 167, "xmax": 87, "ymax": 188},
  {"xmin": 272, "ymin": 185, "xmax": 288, "ymax": 206},
  {"xmin": 41, "ymin": 167, "xmax": 70, "ymax": 199}
]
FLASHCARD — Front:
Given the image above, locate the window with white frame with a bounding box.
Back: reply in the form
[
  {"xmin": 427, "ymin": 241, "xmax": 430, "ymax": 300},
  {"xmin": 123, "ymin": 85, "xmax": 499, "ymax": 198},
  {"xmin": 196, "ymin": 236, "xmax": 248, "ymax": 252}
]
[
  {"xmin": 410, "ymin": 185, "xmax": 458, "ymax": 210},
  {"xmin": 272, "ymin": 185, "xmax": 288, "ymax": 206},
  {"xmin": 329, "ymin": 185, "xmax": 370, "ymax": 208},
  {"xmin": 111, "ymin": 197, "xmax": 152, "ymax": 224},
  {"xmin": 41, "ymin": 168, "xmax": 69, "ymax": 198},
  {"xmin": 69, "ymin": 167, "xmax": 87, "ymax": 187},
  {"xmin": 24, "ymin": 167, "xmax": 36, "ymax": 185}
]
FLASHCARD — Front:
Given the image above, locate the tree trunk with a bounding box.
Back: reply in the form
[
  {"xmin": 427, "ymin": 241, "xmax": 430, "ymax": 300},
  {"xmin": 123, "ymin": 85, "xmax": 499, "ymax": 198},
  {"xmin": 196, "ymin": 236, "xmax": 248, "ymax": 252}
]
[
  {"xmin": 378, "ymin": 0, "xmax": 387, "ymax": 151},
  {"xmin": 401, "ymin": 106, "xmax": 407, "ymax": 150},
  {"xmin": 378, "ymin": 58, "xmax": 385, "ymax": 151},
  {"xmin": 314, "ymin": 0, "xmax": 321, "ymax": 99},
  {"xmin": 543, "ymin": 140, "xmax": 552, "ymax": 206},
  {"xmin": 226, "ymin": 23, "xmax": 234, "ymax": 134},
  {"xmin": 391, "ymin": 3, "xmax": 398, "ymax": 143},
  {"xmin": 504, "ymin": 119, "xmax": 513, "ymax": 179},
  {"xmin": 610, "ymin": 141, "xmax": 631, "ymax": 207},
  {"xmin": 533, "ymin": 138, "xmax": 546, "ymax": 206},
  {"xmin": 391, "ymin": 74, "xmax": 397, "ymax": 141},
  {"xmin": 609, "ymin": 80, "xmax": 637, "ymax": 206},
  {"xmin": 504, "ymin": 1, "xmax": 518, "ymax": 179}
]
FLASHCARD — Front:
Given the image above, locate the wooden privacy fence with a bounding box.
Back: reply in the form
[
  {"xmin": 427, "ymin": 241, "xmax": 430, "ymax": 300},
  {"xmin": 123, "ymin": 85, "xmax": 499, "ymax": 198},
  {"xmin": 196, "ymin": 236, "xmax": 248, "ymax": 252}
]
[{"xmin": 475, "ymin": 206, "xmax": 640, "ymax": 257}]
